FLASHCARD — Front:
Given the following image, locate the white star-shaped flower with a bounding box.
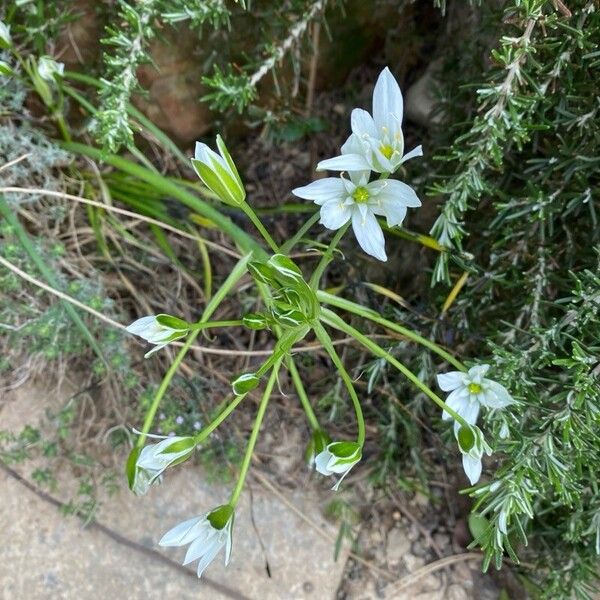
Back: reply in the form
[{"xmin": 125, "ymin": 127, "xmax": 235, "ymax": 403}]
[
  {"xmin": 317, "ymin": 67, "xmax": 423, "ymax": 175},
  {"xmin": 159, "ymin": 505, "xmax": 234, "ymax": 578},
  {"xmin": 292, "ymin": 170, "xmax": 420, "ymax": 261},
  {"xmin": 437, "ymin": 364, "xmax": 514, "ymax": 431}
]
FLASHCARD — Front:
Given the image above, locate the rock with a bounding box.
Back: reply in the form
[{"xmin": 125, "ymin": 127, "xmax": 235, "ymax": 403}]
[
  {"xmin": 136, "ymin": 29, "xmax": 213, "ymax": 145},
  {"xmin": 405, "ymin": 59, "xmax": 444, "ymax": 128},
  {"xmin": 403, "ymin": 554, "xmax": 425, "ymax": 572},
  {"xmin": 0, "ymin": 380, "xmax": 351, "ymax": 599},
  {"xmin": 447, "ymin": 584, "xmax": 469, "ymax": 600},
  {"xmin": 386, "ymin": 527, "xmax": 411, "ymax": 564}
]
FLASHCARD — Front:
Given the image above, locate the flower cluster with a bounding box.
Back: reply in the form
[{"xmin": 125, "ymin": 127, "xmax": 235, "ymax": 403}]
[{"xmin": 293, "ymin": 67, "xmax": 422, "ymax": 262}]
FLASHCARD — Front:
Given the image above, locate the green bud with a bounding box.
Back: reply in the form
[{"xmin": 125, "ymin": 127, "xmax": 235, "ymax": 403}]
[
  {"xmin": 159, "ymin": 437, "xmax": 196, "ymax": 454},
  {"xmin": 242, "ymin": 312, "xmax": 270, "ymax": 330},
  {"xmin": 156, "ymin": 314, "xmax": 190, "ymax": 330},
  {"xmin": 207, "ymin": 504, "xmax": 234, "ymax": 530},
  {"xmin": 125, "ymin": 446, "xmax": 141, "ymax": 491},
  {"xmin": 192, "ymin": 138, "xmax": 245, "ymax": 206},
  {"xmin": 232, "ymin": 372, "xmax": 260, "ymax": 395},
  {"xmin": 329, "ymin": 440, "xmax": 362, "ymax": 463},
  {"xmin": 247, "ymin": 261, "xmax": 276, "ymax": 286},
  {"xmin": 272, "ymin": 306, "xmax": 306, "ymax": 328},
  {"xmin": 267, "ymin": 254, "xmax": 303, "ymax": 286},
  {"xmin": 457, "ymin": 425, "xmax": 476, "ymax": 453}
]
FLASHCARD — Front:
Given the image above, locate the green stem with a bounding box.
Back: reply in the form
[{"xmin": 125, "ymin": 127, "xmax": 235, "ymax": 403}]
[
  {"xmin": 309, "ymin": 222, "xmax": 350, "ymax": 289},
  {"xmin": 286, "ymin": 355, "xmax": 320, "ymax": 431},
  {"xmin": 55, "ymin": 112, "xmax": 72, "ymax": 142},
  {"xmin": 312, "ymin": 321, "xmax": 365, "ymax": 446},
  {"xmin": 241, "ymin": 204, "xmax": 279, "ymax": 253},
  {"xmin": 279, "ymin": 211, "xmax": 320, "ymax": 254},
  {"xmin": 320, "ymin": 308, "xmax": 469, "ymax": 428},
  {"xmin": 317, "ymin": 291, "xmax": 466, "ymax": 372},
  {"xmin": 188, "ymin": 319, "xmax": 243, "ymax": 331},
  {"xmin": 229, "ymin": 358, "xmax": 282, "ymax": 506}
]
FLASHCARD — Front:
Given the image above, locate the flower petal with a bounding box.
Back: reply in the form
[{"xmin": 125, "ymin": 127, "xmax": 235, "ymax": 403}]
[
  {"xmin": 401, "ymin": 145, "xmax": 423, "ymax": 163},
  {"xmin": 159, "ymin": 516, "xmax": 206, "ymax": 547},
  {"xmin": 437, "ymin": 371, "xmax": 465, "ymax": 392},
  {"xmin": 196, "ymin": 537, "xmax": 224, "ymax": 578},
  {"xmin": 319, "ymin": 200, "xmax": 352, "ymax": 230},
  {"xmin": 292, "ymin": 178, "xmax": 345, "ymax": 205},
  {"xmin": 317, "ymin": 153, "xmax": 372, "ymax": 172},
  {"xmin": 481, "ymin": 380, "xmax": 514, "ymax": 409},
  {"xmin": 467, "ymin": 364, "xmax": 490, "ymax": 382},
  {"xmin": 372, "ymin": 67, "xmax": 403, "ymax": 135},
  {"xmin": 442, "ymin": 387, "xmax": 470, "ymax": 421},
  {"xmin": 341, "ymin": 133, "xmax": 367, "ymax": 156},
  {"xmin": 350, "ymin": 108, "xmax": 377, "ymax": 139},
  {"xmin": 126, "ymin": 316, "xmax": 158, "ymax": 336},
  {"xmin": 315, "ymin": 449, "xmax": 334, "ymax": 475},
  {"xmin": 377, "ymin": 180, "xmax": 421, "ymax": 211},
  {"xmin": 462, "ymin": 453, "xmax": 482, "ymax": 485},
  {"xmin": 351, "ymin": 208, "xmax": 387, "ymax": 262}
]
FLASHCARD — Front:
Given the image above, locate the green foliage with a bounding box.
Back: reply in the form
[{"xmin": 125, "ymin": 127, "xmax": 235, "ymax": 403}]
[{"xmin": 428, "ymin": 0, "xmax": 600, "ymax": 595}]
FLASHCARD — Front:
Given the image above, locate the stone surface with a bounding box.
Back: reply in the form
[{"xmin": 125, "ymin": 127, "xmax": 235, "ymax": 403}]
[
  {"xmin": 405, "ymin": 59, "xmax": 444, "ymax": 128},
  {"xmin": 0, "ymin": 381, "xmax": 350, "ymax": 599},
  {"xmin": 385, "ymin": 526, "xmax": 411, "ymax": 564}
]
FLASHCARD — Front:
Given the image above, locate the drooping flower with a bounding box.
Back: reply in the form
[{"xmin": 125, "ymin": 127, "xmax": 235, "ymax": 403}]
[
  {"xmin": 315, "ymin": 441, "xmax": 362, "ymax": 491},
  {"xmin": 292, "ymin": 170, "xmax": 420, "ymax": 261},
  {"xmin": 127, "ymin": 435, "xmax": 196, "ymax": 495},
  {"xmin": 437, "ymin": 364, "xmax": 514, "ymax": 431},
  {"xmin": 191, "ymin": 136, "xmax": 245, "ymax": 206},
  {"xmin": 37, "ymin": 56, "xmax": 64, "ymax": 81},
  {"xmin": 126, "ymin": 314, "xmax": 190, "ymax": 357},
  {"xmin": 456, "ymin": 424, "xmax": 492, "ymax": 485},
  {"xmin": 317, "ymin": 67, "xmax": 423, "ymax": 175},
  {"xmin": 159, "ymin": 505, "xmax": 234, "ymax": 578}
]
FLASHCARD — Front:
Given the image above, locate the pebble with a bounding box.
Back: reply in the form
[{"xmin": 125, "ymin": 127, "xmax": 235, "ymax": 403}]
[{"xmin": 386, "ymin": 527, "xmax": 411, "ymax": 563}]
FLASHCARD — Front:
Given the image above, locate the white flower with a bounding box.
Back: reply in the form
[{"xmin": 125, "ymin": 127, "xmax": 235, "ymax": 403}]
[
  {"xmin": 159, "ymin": 505, "xmax": 234, "ymax": 578},
  {"xmin": 126, "ymin": 314, "xmax": 189, "ymax": 357},
  {"xmin": 0, "ymin": 20, "xmax": 11, "ymax": 48},
  {"xmin": 130, "ymin": 435, "xmax": 196, "ymax": 495},
  {"xmin": 37, "ymin": 56, "xmax": 64, "ymax": 81},
  {"xmin": 191, "ymin": 136, "xmax": 245, "ymax": 206},
  {"xmin": 456, "ymin": 425, "xmax": 492, "ymax": 485},
  {"xmin": 292, "ymin": 170, "xmax": 420, "ymax": 261},
  {"xmin": 315, "ymin": 441, "xmax": 362, "ymax": 491},
  {"xmin": 317, "ymin": 67, "xmax": 423, "ymax": 175},
  {"xmin": 437, "ymin": 364, "xmax": 514, "ymax": 431}
]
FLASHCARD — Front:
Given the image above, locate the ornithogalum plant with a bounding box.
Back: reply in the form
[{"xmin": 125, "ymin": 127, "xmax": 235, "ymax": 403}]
[{"xmin": 124, "ymin": 67, "xmax": 515, "ymax": 579}]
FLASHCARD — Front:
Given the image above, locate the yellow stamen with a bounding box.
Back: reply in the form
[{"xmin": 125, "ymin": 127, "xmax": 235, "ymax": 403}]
[
  {"xmin": 468, "ymin": 383, "xmax": 482, "ymax": 394},
  {"xmin": 380, "ymin": 144, "xmax": 394, "ymax": 159},
  {"xmin": 352, "ymin": 187, "xmax": 370, "ymax": 204}
]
